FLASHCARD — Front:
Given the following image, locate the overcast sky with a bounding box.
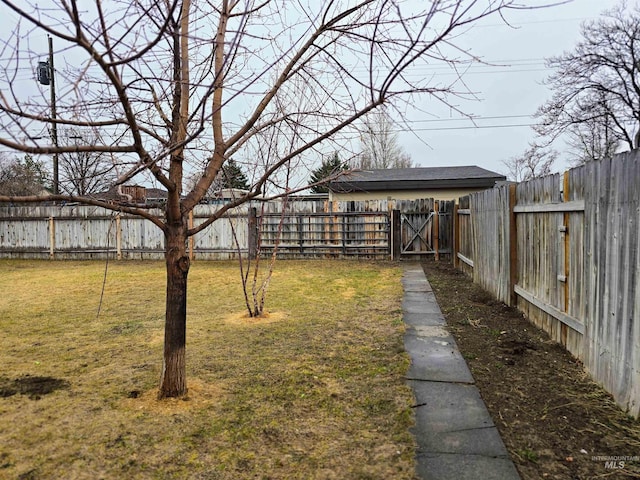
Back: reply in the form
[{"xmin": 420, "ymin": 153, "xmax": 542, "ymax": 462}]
[
  {"xmin": 0, "ymin": 0, "xmax": 631, "ymax": 186},
  {"xmin": 399, "ymin": 0, "xmax": 625, "ymax": 177}
]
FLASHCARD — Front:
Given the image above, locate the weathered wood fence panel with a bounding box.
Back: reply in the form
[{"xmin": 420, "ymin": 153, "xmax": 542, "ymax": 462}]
[
  {"xmin": 392, "ymin": 199, "xmax": 454, "ymax": 259},
  {"xmin": 455, "ymin": 196, "xmax": 474, "ymax": 276},
  {"xmin": 257, "ymin": 211, "xmax": 390, "ymax": 259},
  {"xmin": 514, "ymin": 173, "xmax": 585, "ymax": 359},
  {"xmin": 437, "ymin": 200, "xmax": 455, "ymax": 257},
  {"xmin": 253, "ymin": 199, "xmax": 390, "ymax": 259},
  {"xmin": 469, "ymin": 185, "xmax": 512, "ymax": 305},
  {"xmin": 0, "ymin": 204, "xmax": 250, "ymax": 260},
  {"xmin": 454, "ymin": 151, "xmax": 640, "ymax": 417},
  {"xmin": 398, "ymin": 198, "xmax": 436, "ymax": 256},
  {"xmin": 583, "ymin": 152, "xmax": 640, "ymax": 416},
  {"xmin": 190, "ymin": 212, "xmax": 249, "ymax": 259},
  {"xmin": 117, "ymin": 213, "xmax": 163, "ymax": 259},
  {"xmin": 0, "ymin": 206, "xmax": 53, "ymax": 256},
  {"xmin": 0, "ymin": 197, "xmax": 453, "ymax": 261}
]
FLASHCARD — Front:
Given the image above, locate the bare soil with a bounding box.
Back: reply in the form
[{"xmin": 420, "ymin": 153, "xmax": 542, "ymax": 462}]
[{"xmin": 422, "ymin": 260, "xmax": 640, "ymax": 480}]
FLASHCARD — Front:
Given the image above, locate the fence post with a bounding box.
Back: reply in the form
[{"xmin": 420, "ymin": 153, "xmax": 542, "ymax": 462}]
[
  {"xmin": 509, "ymin": 184, "xmax": 518, "ymax": 307},
  {"xmin": 116, "ymin": 214, "xmax": 122, "ymax": 260},
  {"xmin": 298, "ymin": 215, "xmax": 304, "ymax": 254},
  {"xmin": 434, "ymin": 201, "xmax": 440, "ymax": 261},
  {"xmin": 453, "ymin": 202, "xmax": 459, "ymax": 268},
  {"xmin": 391, "ymin": 209, "xmax": 401, "ymax": 260},
  {"xmin": 48, "ymin": 216, "xmax": 55, "ymax": 259},
  {"xmin": 324, "ymin": 200, "xmax": 331, "ymax": 246},
  {"xmin": 561, "ymin": 171, "xmax": 570, "ymax": 346},
  {"xmin": 248, "ymin": 207, "xmax": 258, "ymax": 259},
  {"xmin": 341, "ymin": 215, "xmax": 346, "ymax": 256}
]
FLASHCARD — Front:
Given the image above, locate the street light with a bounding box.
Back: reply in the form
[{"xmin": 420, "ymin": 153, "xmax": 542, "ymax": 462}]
[{"xmin": 36, "ymin": 35, "xmax": 58, "ymax": 195}]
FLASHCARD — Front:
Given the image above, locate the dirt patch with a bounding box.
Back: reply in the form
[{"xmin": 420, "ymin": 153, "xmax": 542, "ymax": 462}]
[
  {"xmin": 422, "ymin": 260, "xmax": 640, "ymax": 480},
  {"xmin": 0, "ymin": 375, "xmax": 70, "ymax": 400},
  {"xmin": 223, "ymin": 310, "xmax": 287, "ymax": 326},
  {"xmin": 120, "ymin": 378, "xmax": 225, "ymax": 414}
]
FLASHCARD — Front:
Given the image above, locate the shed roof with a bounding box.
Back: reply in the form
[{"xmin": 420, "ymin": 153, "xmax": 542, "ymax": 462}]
[{"xmin": 328, "ymin": 165, "xmax": 506, "ymax": 192}]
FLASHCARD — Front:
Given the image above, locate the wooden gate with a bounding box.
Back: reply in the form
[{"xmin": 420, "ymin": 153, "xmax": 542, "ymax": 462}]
[{"xmin": 392, "ymin": 199, "xmax": 453, "ymax": 259}]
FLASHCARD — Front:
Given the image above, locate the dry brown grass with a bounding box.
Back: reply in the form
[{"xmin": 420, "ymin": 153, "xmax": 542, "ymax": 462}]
[{"xmin": 0, "ymin": 259, "xmax": 415, "ymax": 479}]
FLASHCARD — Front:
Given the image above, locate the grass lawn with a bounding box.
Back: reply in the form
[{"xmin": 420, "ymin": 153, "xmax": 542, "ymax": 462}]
[{"xmin": 0, "ymin": 259, "xmax": 415, "ymax": 479}]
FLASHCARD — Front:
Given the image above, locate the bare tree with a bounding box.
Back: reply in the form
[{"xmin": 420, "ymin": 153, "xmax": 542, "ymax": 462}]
[
  {"xmin": 561, "ymin": 91, "xmax": 620, "ymax": 167},
  {"xmin": 58, "ymin": 129, "xmax": 117, "ymax": 196},
  {"xmin": 565, "ymin": 120, "xmax": 619, "ymax": 167},
  {"xmin": 352, "ymin": 109, "xmax": 414, "ymax": 169},
  {"xmin": 0, "ymin": 1, "xmax": 547, "ymax": 398},
  {"xmin": 535, "ymin": 2, "xmax": 640, "ymax": 156},
  {"xmin": 502, "ymin": 143, "xmax": 557, "ymax": 182}
]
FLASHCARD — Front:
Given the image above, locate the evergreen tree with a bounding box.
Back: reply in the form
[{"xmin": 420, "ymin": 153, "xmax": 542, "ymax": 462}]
[
  {"xmin": 0, "ymin": 154, "xmax": 51, "ymax": 195},
  {"xmin": 309, "ymin": 153, "xmax": 348, "ymax": 193},
  {"xmin": 220, "ymin": 159, "xmax": 250, "ymax": 190}
]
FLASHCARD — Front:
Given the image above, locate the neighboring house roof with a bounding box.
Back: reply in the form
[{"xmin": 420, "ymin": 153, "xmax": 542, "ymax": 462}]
[{"xmin": 328, "ymin": 166, "xmax": 506, "ymax": 192}]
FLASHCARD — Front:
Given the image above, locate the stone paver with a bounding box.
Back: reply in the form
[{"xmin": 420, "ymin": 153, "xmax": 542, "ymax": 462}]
[{"xmin": 402, "ymin": 264, "xmax": 520, "ymax": 480}]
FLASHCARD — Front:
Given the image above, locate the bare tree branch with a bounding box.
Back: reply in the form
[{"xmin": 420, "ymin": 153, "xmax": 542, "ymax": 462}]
[
  {"xmin": 535, "ymin": 2, "xmax": 640, "ymax": 157},
  {"xmin": 0, "ymin": 0, "xmax": 550, "ymax": 398}
]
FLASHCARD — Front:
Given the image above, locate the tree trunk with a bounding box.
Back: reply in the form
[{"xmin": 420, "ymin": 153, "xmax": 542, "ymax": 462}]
[{"xmin": 158, "ymin": 223, "xmax": 190, "ymax": 398}]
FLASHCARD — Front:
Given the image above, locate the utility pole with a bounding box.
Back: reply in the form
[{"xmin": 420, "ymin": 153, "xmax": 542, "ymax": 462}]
[
  {"xmin": 48, "ymin": 35, "xmax": 58, "ymax": 195},
  {"xmin": 37, "ymin": 37, "xmax": 58, "ymax": 194}
]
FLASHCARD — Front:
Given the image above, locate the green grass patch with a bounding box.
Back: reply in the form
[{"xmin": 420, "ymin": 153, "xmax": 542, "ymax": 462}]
[
  {"xmin": 0, "ymin": 259, "xmax": 415, "ymax": 479},
  {"xmin": 517, "ymin": 449, "xmax": 539, "ymax": 463}
]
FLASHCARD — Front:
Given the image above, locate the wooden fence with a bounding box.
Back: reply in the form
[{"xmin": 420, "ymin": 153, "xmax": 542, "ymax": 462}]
[
  {"xmin": 256, "ymin": 210, "xmax": 390, "ymax": 259},
  {"xmin": 0, "ymin": 204, "xmax": 251, "ymax": 260},
  {"xmin": 454, "ymin": 150, "xmax": 640, "ymax": 417},
  {"xmin": 0, "ymin": 198, "xmax": 451, "ymax": 261}
]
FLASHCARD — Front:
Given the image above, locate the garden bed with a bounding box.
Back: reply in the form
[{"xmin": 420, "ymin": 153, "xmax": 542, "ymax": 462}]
[{"xmin": 423, "ymin": 260, "xmax": 640, "ymax": 480}]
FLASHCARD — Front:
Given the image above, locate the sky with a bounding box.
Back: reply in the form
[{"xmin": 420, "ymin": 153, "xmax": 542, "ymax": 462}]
[
  {"xmin": 0, "ymin": 0, "xmax": 630, "ymax": 188},
  {"xmin": 398, "ymin": 0, "xmax": 625, "ymax": 177}
]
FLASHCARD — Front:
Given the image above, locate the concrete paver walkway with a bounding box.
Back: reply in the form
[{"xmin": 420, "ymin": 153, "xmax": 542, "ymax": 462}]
[{"xmin": 402, "ymin": 264, "xmax": 521, "ymax": 480}]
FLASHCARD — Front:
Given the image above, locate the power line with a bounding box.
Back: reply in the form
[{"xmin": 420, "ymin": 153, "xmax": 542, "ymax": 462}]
[
  {"xmin": 470, "ymin": 15, "xmax": 599, "ymax": 29},
  {"xmin": 410, "ymin": 114, "xmax": 534, "ymax": 123},
  {"xmin": 2, "ymin": 117, "xmax": 537, "ymax": 151},
  {"xmin": 407, "ymin": 123, "xmax": 535, "ymax": 132}
]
